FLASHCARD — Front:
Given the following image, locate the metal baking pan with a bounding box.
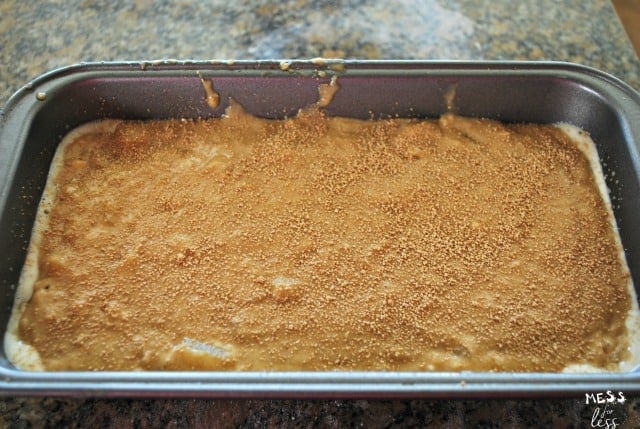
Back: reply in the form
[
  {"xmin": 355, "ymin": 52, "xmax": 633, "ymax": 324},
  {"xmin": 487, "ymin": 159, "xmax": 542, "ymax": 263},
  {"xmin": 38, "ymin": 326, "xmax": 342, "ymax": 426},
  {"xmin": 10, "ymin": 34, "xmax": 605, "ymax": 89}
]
[{"xmin": 1, "ymin": 60, "xmax": 640, "ymax": 398}]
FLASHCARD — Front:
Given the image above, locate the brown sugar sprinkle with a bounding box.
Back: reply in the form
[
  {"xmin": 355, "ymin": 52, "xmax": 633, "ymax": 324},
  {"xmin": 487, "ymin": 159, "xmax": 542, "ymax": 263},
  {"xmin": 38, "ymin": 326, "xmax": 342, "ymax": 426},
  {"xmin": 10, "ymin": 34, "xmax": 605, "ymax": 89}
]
[{"xmin": 14, "ymin": 108, "xmax": 632, "ymax": 371}]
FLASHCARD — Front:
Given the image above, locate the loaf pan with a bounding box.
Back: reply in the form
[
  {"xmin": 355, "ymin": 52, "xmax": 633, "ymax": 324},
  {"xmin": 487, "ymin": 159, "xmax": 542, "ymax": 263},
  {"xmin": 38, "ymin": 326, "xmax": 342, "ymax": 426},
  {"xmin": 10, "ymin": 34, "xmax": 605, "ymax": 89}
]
[{"xmin": 1, "ymin": 61, "xmax": 640, "ymax": 398}]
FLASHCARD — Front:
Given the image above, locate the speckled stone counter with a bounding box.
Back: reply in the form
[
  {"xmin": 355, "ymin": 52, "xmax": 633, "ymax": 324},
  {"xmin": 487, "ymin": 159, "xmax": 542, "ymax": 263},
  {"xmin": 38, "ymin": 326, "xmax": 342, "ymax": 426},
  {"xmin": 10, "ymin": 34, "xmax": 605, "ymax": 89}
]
[
  {"xmin": 1, "ymin": 0, "xmax": 640, "ymax": 427},
  {"xmin": 1, "ymin": 0, "xmax": 639, "ymax": 106}
]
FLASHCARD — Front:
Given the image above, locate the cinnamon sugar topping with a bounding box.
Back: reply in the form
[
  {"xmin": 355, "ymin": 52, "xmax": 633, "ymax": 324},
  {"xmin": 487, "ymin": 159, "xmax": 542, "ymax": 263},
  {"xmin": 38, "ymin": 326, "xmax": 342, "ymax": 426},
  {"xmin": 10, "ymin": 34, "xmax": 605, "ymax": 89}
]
[{"xmin": 6, "ymin": 110, "xmax": 634, "ymax": 372}]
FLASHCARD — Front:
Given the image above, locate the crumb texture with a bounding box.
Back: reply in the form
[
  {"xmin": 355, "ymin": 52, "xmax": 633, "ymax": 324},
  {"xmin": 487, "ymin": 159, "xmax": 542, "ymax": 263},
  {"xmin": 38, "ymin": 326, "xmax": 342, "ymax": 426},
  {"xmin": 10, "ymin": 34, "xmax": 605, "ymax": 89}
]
[{"xmin": 13, "ymin": 111, "xmax": 631, "ymax": 371}]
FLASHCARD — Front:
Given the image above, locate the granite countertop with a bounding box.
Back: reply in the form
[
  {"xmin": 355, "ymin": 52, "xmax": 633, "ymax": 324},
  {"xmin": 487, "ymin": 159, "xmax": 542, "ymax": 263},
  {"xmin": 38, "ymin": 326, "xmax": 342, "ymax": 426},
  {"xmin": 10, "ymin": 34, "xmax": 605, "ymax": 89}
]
[
  {"xmin": 1, "ymin": 0, "xmax": 639, "ymax": 106},
  {"xmin": 1, "ymin": 0, "xmax": 640, "ymax": 427}
]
